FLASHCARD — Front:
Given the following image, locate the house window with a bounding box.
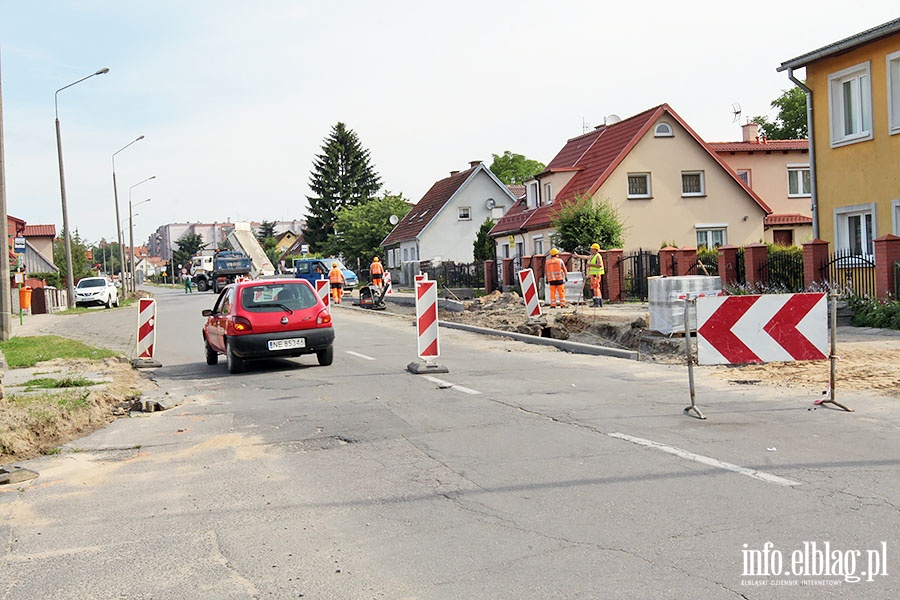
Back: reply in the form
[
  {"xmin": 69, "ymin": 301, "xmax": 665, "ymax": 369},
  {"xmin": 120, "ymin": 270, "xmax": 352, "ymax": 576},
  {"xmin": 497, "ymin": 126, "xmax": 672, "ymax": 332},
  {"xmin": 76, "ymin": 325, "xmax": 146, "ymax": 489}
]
[
  {"xmin": 695, "ymin": 226, "xmax": 726, "ymax": 249},
  {"xmin": 737, "ymin": 170, "xmax": 751, "ymax": 187},
  {"xmin": 654, "ymin": 123, "xmax": 673, "ymax": 137},
  {"xmin": 526, "ymin": 181, "xmax": 539, "ymax": 208},
  {"xmin": 501, "ymin": 244, "xmax": 510, "ymax": 258},
  {"xmin": 627, "ymin": 173, "xmax": 652, "ymax": 198},
  {"xmin": 403, "ymin": 248, "xmax": 408, "ymax": 262},
  {"xmin": 516, "ymin": 242, "xmax": 524, "ymax": 257},
  {"xmin": 533, "ymin": 236, "xmax": 544, "ymax": 256},
  {"xmin": 835, "ymin": 204, "xmax": 876, "ymax": 257},
  {"xmin": 829, "ymin": 62, "xmax": 873, "ymax": 146},
  {"xmin": 893, "ymin": 199, "xmax": 900, "ymax": 236},
  {"xmin": 787, "ymin": 165, "xmax": 811, "ymax": 197},
  {"xmin": 889, "ymin": 51, "xmax": 900, "ymax": 135},
  {"xmin": 544, "ymin": 183, "xmax": 553, "ymax": 205},
  {"xmin": 458, "ymin": 206, "xmax": 471, "ymax": 220},
  {"xmin": 682, "ymin": 171, "xmax": 705, "ymax": 197}
]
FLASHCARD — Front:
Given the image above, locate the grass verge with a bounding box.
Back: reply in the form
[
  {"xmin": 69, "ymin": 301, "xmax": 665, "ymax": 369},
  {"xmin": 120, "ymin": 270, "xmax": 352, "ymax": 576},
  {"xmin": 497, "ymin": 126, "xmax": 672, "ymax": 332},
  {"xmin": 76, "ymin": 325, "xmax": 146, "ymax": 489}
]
[{"xmin": 0, "ymin": 336, "xmax": 118, "ymax": 368}]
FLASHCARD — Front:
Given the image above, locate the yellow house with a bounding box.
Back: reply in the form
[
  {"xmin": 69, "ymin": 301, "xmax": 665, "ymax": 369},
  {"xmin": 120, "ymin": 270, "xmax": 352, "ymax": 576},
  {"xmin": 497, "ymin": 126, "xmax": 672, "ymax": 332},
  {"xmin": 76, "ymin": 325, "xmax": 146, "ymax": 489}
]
[
  {"xmin": 778, "ymin": 18, "xmax": 900, "ymax": 255},
  {"xmin": 491, "ymin": 104, "xmax": 771, "ymax": 254}
]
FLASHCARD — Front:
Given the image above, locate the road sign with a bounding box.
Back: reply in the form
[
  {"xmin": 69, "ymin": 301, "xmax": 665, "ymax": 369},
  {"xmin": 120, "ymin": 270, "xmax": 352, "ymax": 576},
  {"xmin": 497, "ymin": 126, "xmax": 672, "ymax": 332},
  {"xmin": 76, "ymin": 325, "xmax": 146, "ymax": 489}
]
[
  {"xmin": 415, "ymin": 279, "xmax": 439, "ymax": 360},
  {"xmin": 315, "ymin": 279, "xmax": 330, "ymax": 309},
  {"xmin": 696, "ymin": 293, "xmax": 827, "ymax": 365},
  {"xmin": 516, "ymin": 269, "xmax": 542, "ymax": 319},
  {"xmin": 136, "ymin": 298, "xmax": 157, "ymax": 359}
]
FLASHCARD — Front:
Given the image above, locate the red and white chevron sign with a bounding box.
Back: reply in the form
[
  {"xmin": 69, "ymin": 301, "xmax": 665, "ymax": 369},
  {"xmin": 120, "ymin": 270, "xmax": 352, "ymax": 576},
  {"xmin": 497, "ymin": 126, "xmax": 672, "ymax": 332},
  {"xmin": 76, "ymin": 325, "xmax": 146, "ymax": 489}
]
[
  {"xmin": 315, "ymin": 279, "xmax": 330, "ymax": 308},
  {"xmin": 517, "ymin": 269, "xmax": 542, "ymax": 319},
  {"xmin": 415, "ymin": 279, "xmax": 440, "ymax": 360},
  {"xmin": 697, "ymin": 293, "xmax": 827, "ymax": 365},
  {"xmin": 136, "ymin": 298, "xmax": 157, "ymax": 359}
]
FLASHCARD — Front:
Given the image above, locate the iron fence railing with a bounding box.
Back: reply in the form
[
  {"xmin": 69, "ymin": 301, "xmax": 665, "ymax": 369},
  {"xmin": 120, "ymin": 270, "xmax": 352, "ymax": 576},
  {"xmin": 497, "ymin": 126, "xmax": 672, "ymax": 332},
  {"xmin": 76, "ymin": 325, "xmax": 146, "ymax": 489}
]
[
  {"xmin": 821, "ymin": 249, "xmax": 877, "ymax": 298},
  {"xmin": 419, "ymin": 260, "xmax": 485, "ymax": 289},
  {"xmin": 619, "ymin": 249, "xmax": 659, "ymax": 301},
  {"xmin": 760, "ymin": 251, "xmax": 805, "ymax": 292}
]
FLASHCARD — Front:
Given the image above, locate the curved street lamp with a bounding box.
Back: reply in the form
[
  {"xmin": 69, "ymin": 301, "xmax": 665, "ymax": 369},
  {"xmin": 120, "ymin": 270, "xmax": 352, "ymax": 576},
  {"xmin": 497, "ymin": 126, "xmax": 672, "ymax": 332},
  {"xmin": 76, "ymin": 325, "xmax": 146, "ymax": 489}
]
[
  {"xmin": 112, "ymin": 135, "xmax": 144, "ymax": 286},
  {"xmin": 55, "ymin": 67, "xmax": 110, "ymax": 308},
  {"xmin": 128, "ymin": 176, "xmax": 155, "ymax": 295}
]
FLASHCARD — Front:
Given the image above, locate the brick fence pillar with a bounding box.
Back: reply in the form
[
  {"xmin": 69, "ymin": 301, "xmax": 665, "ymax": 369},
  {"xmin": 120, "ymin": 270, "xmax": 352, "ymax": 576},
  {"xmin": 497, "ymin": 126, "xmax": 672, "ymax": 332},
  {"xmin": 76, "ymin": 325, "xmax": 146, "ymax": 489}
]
[
  {"xmin": 484, "ymin": 260, "xmax": 495, "ymax": 294},
  {"xmin": 659, "ymin": 246, "xmax": 677, "ymax": 277},
  {"xmin": 501, "ymin": 258, "xmax": 515, "ymax": 290},
  {"xmin": 675, "ymin": 247, "xmax": 697, "ymax": 276},
  {"xmin": 802, "ymin": 239, "xmax": 829, "ymax": 290},
  {"xmin": 717, "ymin": 245, "xmax": 739, "ymax": 285},
  {"xmin": 874, "ymin": 234, "xmax": 900, "ymax": 300},
  {"xmin": 744, "ymin": 243, "xmax": 768, "ymax": 288},
  {"xmin": 605, "ymin": 249, "xmax": 623, "ymax": 302},
  {"xmin": 531, "ymin": 254, "xmax": 546, "ymax": 285}
]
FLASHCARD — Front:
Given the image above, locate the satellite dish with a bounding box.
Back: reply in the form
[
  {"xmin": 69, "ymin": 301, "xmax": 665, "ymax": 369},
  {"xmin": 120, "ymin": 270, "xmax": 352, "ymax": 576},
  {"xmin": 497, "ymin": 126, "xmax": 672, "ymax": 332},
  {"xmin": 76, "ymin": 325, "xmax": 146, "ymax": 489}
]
[
  {"xmin": 485, "ymin": 198, "xmax": 496, "ymax": 209},
  {"xmin": 605, "ymin": 114, "xmax": 622, "ymax": 125},
  {"xmin": 389, "ymin": 214, "xmax": 399, "ymax": 225}
]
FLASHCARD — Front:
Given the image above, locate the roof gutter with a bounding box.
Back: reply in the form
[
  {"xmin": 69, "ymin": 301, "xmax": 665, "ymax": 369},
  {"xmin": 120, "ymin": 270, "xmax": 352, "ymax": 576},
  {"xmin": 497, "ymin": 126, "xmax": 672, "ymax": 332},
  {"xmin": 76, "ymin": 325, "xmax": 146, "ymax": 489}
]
[{"xmin": 785, "ymin": 68, "xmax": 819, "ymax": 239}]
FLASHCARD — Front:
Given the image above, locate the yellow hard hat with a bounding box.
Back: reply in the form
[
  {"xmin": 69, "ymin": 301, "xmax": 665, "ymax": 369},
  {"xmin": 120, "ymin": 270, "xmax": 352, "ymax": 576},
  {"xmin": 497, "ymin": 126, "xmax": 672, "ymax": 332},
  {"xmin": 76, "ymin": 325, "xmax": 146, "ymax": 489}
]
[
  {"xmin": 549, "ymin": 248, "xmax": 559, "ymax": 256},
  {"xmin": 333, "ymin": 262, "xmax": 338, "ymax": 267},
  {"xmin": 590, "ymin": 243, "xmax": 601, "ymax": 251},
  {"xmin": 373, "ymin": 257, "xmax": 379, "ymax": 262}
]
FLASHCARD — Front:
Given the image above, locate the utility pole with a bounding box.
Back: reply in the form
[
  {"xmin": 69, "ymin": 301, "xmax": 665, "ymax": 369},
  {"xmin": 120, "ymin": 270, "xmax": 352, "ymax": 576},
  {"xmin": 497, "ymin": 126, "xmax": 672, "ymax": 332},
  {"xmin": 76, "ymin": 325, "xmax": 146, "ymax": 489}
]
[{"xmin": 0, "ymin": 52, "xmax": 13, "ymax": 341}]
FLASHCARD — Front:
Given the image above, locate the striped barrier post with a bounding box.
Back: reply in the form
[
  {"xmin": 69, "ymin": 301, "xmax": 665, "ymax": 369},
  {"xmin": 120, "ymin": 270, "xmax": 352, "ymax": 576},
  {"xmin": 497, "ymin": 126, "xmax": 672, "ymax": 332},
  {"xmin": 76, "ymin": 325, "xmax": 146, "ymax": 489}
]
[
  {"xmin": 407, "ymin": 279, "xmax": 448, "ymax": 374},
  {"xmin": 133, "ymin": 298, "xmax": 161, "ymax": 368},
  {"xmin": 384, "ymin": 271, "xmax": 393, "ymax": 295},
  {"xmin": 315, "ymin": 279, "xmax": 330, "ymax": 309},
  {"xmin": 517, "ymin": 269, "xmax": 543, "ymax": 320}
]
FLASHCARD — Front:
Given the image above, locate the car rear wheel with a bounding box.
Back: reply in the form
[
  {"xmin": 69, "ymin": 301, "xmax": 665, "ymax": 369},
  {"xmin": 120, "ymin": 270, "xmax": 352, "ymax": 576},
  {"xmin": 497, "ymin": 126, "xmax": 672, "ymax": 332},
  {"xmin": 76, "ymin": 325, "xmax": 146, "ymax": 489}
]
[
  {"xmin": 105, "ymin": 295, "xmax": 112, "ymax": 309},
  {"xmin": 226, "ymin": 339, "xmax": 243, "ymax": 374},
  {"xmin": 205, "ymin": 340, "xmax": 218, "ymax": 365},
  {"xmin": 113, "ymin": 296, "xmax": 119, "ymax": 307},
  {"xmin": 316, "ymin": 346, "xmax": 334, "ymax": 366}
]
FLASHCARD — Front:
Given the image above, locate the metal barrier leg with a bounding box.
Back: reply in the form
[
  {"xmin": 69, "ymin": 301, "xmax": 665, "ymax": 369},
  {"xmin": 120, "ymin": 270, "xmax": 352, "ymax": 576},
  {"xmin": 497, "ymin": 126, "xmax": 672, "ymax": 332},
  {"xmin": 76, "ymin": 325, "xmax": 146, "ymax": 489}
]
[
  {"xmin": 682, "ymin": 297, "xmax": 706, "ymax": 420},
  {"xmin": 813, "ymin": 292, "xmax": 854, "ymax": 412}
]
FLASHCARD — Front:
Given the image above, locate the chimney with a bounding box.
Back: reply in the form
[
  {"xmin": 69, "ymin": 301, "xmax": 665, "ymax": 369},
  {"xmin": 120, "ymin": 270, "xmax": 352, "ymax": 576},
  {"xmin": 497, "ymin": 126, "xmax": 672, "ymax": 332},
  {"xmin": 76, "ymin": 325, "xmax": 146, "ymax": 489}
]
[
  {"xmin": 450, "ymin": 170, "xmax": 460, "ymax": 176},
  {"xmin": 742, "ymin": 122, "xmax": 759, "ymax": 143},
  {"xmin": 469, "ymin": 160, "xmax": 482, "ymax": 168}
]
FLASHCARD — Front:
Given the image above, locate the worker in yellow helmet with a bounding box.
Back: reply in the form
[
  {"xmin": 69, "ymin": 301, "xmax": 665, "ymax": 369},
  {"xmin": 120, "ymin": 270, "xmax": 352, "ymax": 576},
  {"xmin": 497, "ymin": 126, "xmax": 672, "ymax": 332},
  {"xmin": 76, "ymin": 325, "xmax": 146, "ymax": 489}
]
[
  {"xmin": 328, "ymin": 261, "xmax": 346, "ymax": 304},
  {"xmin": 369, "ymin": 256, "xmax": 385, "ymax": 289},
  {"xmin": 574, "ymin": 243, "xmax": 605, "ymax": 307},
  {"xmin": 545, "ymin": 248, "xmax": 567, "ymax": 308}
]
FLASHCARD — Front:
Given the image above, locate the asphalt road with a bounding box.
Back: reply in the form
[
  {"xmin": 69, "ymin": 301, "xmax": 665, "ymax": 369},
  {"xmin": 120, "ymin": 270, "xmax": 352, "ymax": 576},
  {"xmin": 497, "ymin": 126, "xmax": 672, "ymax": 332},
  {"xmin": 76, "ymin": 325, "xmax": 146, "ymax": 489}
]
[{"xmin": 1, "ymin": 286, "xmax": 898, "ymax": 599}]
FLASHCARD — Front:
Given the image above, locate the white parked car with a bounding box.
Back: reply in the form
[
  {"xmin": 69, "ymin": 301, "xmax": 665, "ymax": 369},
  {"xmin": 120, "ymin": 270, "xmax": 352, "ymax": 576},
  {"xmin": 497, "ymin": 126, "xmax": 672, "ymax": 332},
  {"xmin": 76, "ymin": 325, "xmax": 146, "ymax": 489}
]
[{"xmin": 75, "ymin": 277, "xmax": 119, "ymax": 309}]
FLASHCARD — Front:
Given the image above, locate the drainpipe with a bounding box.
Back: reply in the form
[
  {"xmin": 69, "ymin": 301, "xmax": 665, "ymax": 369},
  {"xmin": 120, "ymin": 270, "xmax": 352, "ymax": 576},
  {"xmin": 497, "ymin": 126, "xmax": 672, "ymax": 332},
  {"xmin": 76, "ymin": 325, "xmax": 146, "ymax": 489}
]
[{"xmin": 787, "ymin": 68, "xmax": 819, "ymax": 239}]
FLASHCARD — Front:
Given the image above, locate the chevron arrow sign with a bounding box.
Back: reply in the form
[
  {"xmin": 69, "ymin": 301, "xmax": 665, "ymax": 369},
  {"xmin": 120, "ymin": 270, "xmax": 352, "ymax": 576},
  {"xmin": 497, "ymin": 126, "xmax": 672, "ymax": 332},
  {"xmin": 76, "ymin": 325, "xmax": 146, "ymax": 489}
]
[{"xmin": 696, "ymin": 293, "xmax": 827, "ymax": 365}]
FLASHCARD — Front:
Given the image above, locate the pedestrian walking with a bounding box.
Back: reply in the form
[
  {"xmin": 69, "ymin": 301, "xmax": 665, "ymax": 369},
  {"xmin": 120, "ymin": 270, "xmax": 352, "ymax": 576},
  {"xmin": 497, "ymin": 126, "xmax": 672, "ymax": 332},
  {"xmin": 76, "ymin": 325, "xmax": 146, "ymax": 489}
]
[
  {"xmin": 545, "ymin": 248, "xmax": 567, "ymax": 308},
  {"xmin": 184, "ymin": 272, "xmax": 193, "ymax": 294},
  {"xmin": 574, "ymin": 243, "xmax": 604, "ymax": 307},
  {"xmin": 328, "ymin": 262, "xmax": 346, "ymax": 304},
  {"xmin": 369, "ymin": 257, "xmax": 385, "ymax": 289}
]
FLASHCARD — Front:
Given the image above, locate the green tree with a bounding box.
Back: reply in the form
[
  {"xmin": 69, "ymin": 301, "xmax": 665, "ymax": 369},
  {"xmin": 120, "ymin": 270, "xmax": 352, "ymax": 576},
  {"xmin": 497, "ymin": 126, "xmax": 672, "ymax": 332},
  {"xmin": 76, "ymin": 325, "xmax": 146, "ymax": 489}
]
[
  {"xmin": 549, "ymin": 195, "xmax": 624, "ymax": 252},
  {"xmin": 256, "ymin": 220, "xmax": 277, "ymax": 241},
  {"xmin": 323, "ymin": 192, "xmax": 411, "ymax": 271},
  {"xmin": 751, "ymin": 86, "xmax": 808, "ymax": 140},
  {"xmin": 303, "ymin": 122, "xmax": 382, "ymax": 253},
  {"xmin": 53, "ymin": 229, "xmax": 93, "ymax": 285},
  {"xmin": 489, "ymin": 151, "xmax": 545, "ymax": 185},
  {"xmin": 473, "ymin": 218, "xmax": 496, "ymax": 262},
  {"xmin": 172, "ymin": 232, "xmax": 205, "ymax": 273}
]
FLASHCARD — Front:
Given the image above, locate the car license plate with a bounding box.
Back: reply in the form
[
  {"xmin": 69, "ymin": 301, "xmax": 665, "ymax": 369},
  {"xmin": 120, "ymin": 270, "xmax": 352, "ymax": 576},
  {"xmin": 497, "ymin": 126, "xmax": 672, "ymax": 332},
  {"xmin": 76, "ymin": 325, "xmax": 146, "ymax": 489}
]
[{"xmin": 268, "ymin": 338, "xmax": 306, "ymax": 350}]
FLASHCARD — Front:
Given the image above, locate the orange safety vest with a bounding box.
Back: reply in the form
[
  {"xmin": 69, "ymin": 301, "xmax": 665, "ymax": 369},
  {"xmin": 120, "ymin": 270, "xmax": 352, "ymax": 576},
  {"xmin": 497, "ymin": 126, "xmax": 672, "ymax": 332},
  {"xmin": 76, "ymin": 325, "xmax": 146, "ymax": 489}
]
[
  {"xmin": 329, "ymin": 267, "xmax": 345, "ymax": 284},
  {"xmin": 370, "ymin": 262, "xmax": 384, "ymax": 276},
  {"xmin": 545, "ymin": 257, "xmax": 566, "ymax": 282}
]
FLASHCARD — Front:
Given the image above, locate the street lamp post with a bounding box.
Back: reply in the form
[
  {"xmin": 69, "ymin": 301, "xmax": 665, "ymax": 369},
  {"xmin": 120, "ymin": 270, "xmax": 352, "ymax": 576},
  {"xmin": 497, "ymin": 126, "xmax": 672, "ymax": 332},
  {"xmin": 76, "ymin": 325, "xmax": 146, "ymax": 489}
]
[
  {"xmin": 127, "ymin": 178, "xmax": 154, "ymax": 295},
  {"xmin": 112, "ymin": 135, "xmax": 144, "ymax": 288},
  {"xmin": 55, "ymin": 67, "xmax": 110, "ymax": 308}
]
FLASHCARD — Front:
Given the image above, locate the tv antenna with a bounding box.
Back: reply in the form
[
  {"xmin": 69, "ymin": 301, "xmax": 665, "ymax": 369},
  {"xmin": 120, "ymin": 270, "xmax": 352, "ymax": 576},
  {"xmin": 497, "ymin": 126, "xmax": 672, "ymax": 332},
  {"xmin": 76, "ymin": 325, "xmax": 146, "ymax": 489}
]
[{"xmin": 731, "ymin": 102, "xmax": 742, "ymax": 123}]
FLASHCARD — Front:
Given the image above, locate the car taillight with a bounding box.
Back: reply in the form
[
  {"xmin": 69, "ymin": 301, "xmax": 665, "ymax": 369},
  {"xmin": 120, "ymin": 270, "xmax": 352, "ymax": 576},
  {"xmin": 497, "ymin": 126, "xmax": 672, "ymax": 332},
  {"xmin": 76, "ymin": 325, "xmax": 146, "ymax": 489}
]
[
  {"xmin": 317, "ymin": 309, "xmax": 332, "ymax": 326},
  {"xmin": 232, "ymin": 316, "xmax": 253, "ymax": 332}
]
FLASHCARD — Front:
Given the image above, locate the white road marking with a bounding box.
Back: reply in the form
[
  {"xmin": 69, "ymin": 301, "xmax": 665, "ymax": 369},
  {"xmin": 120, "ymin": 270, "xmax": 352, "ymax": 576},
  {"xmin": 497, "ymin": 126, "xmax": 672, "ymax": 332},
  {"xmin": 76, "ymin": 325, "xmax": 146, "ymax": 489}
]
[
  {"xmin": 608, "ymin": 432, "xmax": 802, "ymax": 487},
  {"xmin": 345, "ymin": 351, "xmax": 376, "ymax": 360},
  {"xmin": 422, "ymin": 376, "xmax": 481, "ymax": 395}
]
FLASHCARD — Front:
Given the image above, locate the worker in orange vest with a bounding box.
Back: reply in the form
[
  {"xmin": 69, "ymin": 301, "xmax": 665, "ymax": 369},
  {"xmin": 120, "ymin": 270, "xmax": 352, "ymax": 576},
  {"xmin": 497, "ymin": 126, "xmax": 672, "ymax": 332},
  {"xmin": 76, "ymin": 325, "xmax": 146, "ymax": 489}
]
[
  {"xmin": 545, "ymin": 248, "xmax": 568, "ymax": 308},
  {"xmin": 328, "ymin": 262, "xmax": 347, "ymax": 304},
  {"xmin": 370, "ymin": 256, "xmax": 385, "ymax": 289}
]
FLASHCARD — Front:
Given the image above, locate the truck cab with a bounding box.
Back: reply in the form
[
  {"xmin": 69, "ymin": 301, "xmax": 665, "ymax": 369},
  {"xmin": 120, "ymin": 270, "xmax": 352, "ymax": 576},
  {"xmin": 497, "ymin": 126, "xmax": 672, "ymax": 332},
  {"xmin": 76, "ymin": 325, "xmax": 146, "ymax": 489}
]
[{"xmin": 294, "ymin": 258, "xmax": 358, "ymax": 292}]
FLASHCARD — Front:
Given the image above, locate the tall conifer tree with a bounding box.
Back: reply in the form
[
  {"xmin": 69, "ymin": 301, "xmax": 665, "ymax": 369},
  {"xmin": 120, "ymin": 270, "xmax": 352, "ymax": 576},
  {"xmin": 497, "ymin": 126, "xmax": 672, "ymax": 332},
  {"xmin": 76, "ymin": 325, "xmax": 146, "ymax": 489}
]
[{"xmin": 303, "ymin": 122, "xmax": 382, "ymax": 252}]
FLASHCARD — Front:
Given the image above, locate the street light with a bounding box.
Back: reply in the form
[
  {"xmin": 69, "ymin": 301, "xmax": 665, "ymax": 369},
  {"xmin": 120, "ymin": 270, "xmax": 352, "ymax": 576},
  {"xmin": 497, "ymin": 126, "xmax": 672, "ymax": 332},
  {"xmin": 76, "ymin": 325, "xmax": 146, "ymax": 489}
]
[
  {"xmin": 55, "ymin": 67, "xmax": 110, "ymax": 308},
  {"xmin": 127, "ymin": 177, "xmax": 154, "ymax": 295},
  {"xmin": 112, "ymin": 135, "xmax": 144, "ymax": 287}
]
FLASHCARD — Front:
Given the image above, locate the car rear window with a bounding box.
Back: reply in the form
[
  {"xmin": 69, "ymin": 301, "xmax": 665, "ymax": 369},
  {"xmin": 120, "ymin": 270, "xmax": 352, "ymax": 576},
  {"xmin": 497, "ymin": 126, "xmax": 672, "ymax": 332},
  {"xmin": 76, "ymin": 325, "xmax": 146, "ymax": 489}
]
[
  {"xmin": 240, "ymin": 283, "xmax": 318, "ymax": 311},
  {"xmin": 78, "ymin": 279, "xmax": 106, "ymax": 288}
]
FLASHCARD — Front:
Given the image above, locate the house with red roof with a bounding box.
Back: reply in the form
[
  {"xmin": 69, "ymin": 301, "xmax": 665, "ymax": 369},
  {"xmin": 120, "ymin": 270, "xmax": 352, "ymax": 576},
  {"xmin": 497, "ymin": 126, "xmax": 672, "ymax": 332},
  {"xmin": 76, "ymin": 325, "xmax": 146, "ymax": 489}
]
[
  {"xmin": 708, "ymin": 122, "xmax": 812, "ymax": 246},
  {"xmin": 490, "ymin": 104, "xmax": 772, "ymax": 256},
  {"xmin": 381, "ymin": 161, "xmax": 518, "ymax": 274}
]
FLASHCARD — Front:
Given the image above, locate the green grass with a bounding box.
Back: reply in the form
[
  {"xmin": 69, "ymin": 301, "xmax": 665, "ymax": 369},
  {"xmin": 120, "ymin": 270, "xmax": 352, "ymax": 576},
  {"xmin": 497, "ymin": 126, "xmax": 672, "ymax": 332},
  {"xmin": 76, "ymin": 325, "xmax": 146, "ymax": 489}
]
[
  {"xmin": 22, "ymin": 376, "xmax": 101, "ymax": 390},
  {"xmin": 0, "ymin": 336, "xmax": 118, "ymax": 368}
]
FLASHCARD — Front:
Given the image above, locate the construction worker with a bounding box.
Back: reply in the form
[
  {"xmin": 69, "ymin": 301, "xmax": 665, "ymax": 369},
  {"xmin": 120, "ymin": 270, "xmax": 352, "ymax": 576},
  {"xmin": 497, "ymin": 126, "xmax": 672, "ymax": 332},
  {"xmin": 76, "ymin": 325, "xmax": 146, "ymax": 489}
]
[
  {"xmin": 328, "ymin": 261, "xmax": 346, "ymax": 304},
  {"xmin": 545, "ymin": 248, "xmax": 567, "ymax": 308},
  {"xmin": 369, "ymin": 256, "xmax": 385, "ymax": 289},
  {"xmin": 574, "ymin": 243, "xmax": 605, "ymax": 307}
]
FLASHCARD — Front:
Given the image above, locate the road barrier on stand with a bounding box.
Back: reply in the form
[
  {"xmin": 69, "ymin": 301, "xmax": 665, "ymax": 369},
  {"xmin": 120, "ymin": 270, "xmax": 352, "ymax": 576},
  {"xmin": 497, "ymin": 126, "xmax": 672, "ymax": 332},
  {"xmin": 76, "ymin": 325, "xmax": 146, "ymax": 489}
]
[
  {"xmin": 517, "ymin": 269, "xmax": 542, "ymax": 319},
  {"xmin": 384, "ymin": 271, "xmax": 393, "ymax": 295},
  {"xmin": 315, "ymin": 279, "xmax": 330, "ymax": 309},
  {"xmin": 407, "ymin": 279, "xmax": 448, "ymax": 374},
  {"xmin": 133, "ymin": 298, "xmax": 161, "ymax": 368}
]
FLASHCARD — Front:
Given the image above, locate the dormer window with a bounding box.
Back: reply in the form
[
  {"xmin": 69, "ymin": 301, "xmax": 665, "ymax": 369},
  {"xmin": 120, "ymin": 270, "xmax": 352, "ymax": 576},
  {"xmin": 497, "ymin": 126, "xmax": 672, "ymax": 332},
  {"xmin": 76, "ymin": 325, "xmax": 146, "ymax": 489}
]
[
  {"xmin": 526, "ymin": 181, "xmax": 539, "ymax": 209},
  {"xmin": 654, "ymin": 123, "xmax": 674, "ymax": 137}
]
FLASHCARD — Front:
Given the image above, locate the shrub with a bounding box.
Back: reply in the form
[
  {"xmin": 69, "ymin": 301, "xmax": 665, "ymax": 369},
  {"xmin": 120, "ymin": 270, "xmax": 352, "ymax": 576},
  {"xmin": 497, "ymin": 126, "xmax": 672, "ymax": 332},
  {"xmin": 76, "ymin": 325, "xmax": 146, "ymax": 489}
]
[{"xmin": 846, "ymin": 296, "xmax": 900, "ymax": 330}]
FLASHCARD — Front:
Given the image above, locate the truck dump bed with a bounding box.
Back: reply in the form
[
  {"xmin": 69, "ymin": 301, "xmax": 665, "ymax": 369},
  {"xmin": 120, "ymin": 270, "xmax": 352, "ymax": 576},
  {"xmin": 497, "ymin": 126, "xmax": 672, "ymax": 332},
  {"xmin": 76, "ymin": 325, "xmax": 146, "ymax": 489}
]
[{"xmin": 226, "ymin": 222, "xmax": 276, "ymax": 277}]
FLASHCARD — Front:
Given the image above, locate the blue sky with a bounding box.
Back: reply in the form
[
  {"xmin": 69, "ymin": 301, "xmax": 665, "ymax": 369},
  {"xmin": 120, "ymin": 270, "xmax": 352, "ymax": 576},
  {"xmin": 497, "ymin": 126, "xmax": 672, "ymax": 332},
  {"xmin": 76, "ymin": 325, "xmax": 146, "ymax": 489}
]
[{"xmin": 1, "ymin": 1, "xmax": 897, "ymax": 246}]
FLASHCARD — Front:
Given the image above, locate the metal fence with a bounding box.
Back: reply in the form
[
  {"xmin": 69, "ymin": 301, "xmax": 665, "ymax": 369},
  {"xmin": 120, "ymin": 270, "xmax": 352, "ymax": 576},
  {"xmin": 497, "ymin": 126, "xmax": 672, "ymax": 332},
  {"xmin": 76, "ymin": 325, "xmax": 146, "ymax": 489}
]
[
  {"xmin": 760, "ymin": 251, "xmax": 805, "ymax": 292},
  {"xmin": 821, "ymin": 249, "xmax": 877, "ymax": 298},
  {"xmin": 619, "ymin": 249, "xmax": 660, "ymax": 301},
  {"xmin": 419, "ymin": 260, "xmax": 485, "ymax": 289}
]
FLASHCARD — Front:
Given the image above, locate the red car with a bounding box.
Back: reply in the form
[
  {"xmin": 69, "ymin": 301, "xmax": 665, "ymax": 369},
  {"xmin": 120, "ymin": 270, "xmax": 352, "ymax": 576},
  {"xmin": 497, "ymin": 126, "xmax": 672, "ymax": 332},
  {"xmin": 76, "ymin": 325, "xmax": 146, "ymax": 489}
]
[{"xmin": 202, "ymin": 279, "xmax": 334, "ymax": 374}]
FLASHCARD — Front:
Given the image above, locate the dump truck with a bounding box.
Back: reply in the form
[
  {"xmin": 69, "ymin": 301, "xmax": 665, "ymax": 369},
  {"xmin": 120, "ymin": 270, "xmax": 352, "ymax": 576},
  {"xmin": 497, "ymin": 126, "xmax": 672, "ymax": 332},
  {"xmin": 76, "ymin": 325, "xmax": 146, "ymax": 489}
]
[
  {"xmin": 190, "ymin": 251, "xmax": 252, "ymax": 293},
  {"xmin": 225, "ymin": 222, "xmax": 276, "ymax": 278}
]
